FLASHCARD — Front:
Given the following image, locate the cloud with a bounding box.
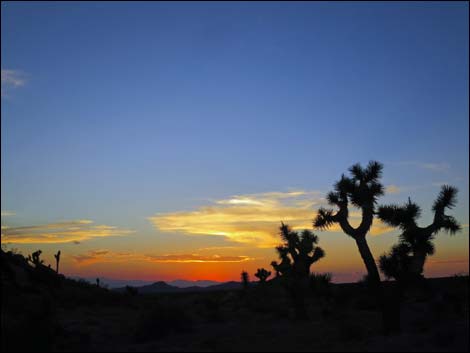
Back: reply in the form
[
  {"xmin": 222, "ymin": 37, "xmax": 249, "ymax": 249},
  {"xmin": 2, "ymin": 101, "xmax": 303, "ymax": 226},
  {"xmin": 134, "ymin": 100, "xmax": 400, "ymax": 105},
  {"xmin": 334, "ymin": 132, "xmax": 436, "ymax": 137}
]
[
  {"xmin": 71, "ymin": 250, "xmax": 253, "ymax": 266},
  {"xmin": 385, "ymin": 185, "xmax": 401, "ymax": 194},
  {"xmin": 1, "ymin": 69, "xmax": 27, "ymax": 97},
  {"xmin": 392, "ymin": 161, "xmax": 450, "ymax": 172},
  {"xmin": 419, "ymin": 163, "xmax": 450, "ymax": 172},
  {"xmin": 1, "ymin": 211, "xmax": 16, "ymax": 217},
  {"xmin": 1, "ymin": 220, "xmax": 134, "ymax": 244},
  {"xmin": 149, "ymin": 190, "xmax": 393, "ymax": 247},
  {"xmin": 146, "ymin": 254, "xmax": 252, "ymax": 263}
]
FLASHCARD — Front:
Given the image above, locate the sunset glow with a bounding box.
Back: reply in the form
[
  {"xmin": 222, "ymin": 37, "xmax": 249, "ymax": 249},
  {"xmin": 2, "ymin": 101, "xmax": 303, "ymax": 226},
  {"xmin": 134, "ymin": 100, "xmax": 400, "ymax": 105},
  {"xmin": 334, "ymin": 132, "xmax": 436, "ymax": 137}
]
[{"xmin": 1, "ymin": 2, "xmax": 468, "ymax": 284}]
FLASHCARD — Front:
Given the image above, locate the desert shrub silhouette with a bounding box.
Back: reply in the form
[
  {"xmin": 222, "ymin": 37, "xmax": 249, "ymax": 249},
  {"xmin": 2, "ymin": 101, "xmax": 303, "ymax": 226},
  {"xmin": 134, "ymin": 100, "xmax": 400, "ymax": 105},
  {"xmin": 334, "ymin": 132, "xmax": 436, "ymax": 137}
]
[
  {"xmin": 378, "ymin": 185, "xmax": 461, "ymax": 284},
  {"xmin": 309, "ymin": 272, "xmax": 332, "ymax": 298},
  {"xmin": 254, "ymin": 268, "xmax": 271, "ymax": 283},
  {"xmin": 125, "ymin": 285, "xmax": 138, "ymax": 296}
]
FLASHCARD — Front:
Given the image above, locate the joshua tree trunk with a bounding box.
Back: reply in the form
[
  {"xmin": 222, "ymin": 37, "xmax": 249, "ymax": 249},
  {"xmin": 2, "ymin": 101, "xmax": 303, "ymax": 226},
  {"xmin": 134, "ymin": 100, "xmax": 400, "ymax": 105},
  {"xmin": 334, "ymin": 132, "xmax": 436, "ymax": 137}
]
[
  {"xmin": 409, "ymin": 250, "xmax": 426, "ymax": 277},
  {"xmin": 354, "ymin": 235, "xmax": 397, "ymax": 333},
  {"xmin": 355, "ymin": 236, "xmax": 381, "ymax": 284},
  {"xmin": 54, "ymin": 251, "xmax": 61, "ymax": 274}
]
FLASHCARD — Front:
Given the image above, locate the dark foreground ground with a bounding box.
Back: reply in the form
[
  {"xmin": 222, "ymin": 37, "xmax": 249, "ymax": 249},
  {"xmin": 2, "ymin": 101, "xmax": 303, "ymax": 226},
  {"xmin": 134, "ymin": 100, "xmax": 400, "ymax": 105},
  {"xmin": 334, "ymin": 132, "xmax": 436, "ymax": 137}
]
[{"xmin": 1, "ymin": 250, "xmax": 468, "ymax": 352}]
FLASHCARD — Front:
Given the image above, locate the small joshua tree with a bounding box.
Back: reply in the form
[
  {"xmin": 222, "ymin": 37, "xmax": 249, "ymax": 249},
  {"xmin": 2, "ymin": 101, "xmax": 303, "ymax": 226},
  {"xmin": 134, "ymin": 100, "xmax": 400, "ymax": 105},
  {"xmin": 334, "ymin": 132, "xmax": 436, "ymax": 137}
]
[
  {"xmin": 254, "ymin": 268, "xmax": 271, "ymax": 283},
  {"xmin": 241, "ymin": 271, "xmax": 249, "ymax": 290},
  {"xmin": 54, "ymin": 250, "xmax": 61, "ymax": 274},
  {"xmin": 28, "ymin": 250, "xmax": 44, "ymax": 267},
  {"xmin": 270, "ymin": 222, "xmax": 325, "ymax": 320},
  {"xmin": 271, "ymin": 222, "xmax": 325, "ymax": 279},
  {"xmin": 378, "ymin": 186, "xmax": 461, "ymax": 283}
]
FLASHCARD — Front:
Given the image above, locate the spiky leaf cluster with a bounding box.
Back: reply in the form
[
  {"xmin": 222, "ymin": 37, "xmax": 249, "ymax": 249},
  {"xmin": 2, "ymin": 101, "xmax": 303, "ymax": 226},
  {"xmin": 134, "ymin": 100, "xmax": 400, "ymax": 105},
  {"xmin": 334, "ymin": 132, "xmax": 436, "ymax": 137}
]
[
  {"xmin": 314, "ymin": 161, "xmax": 384, "ymax": 238},
  {"xmin": 254, "ymin": 268, "xmax": 271, "ymax": 283}
]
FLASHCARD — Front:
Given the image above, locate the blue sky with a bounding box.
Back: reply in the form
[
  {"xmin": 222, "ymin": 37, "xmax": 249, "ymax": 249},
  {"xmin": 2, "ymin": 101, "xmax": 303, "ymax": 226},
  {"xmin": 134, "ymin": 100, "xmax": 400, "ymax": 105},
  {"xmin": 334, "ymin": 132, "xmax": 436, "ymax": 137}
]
[{"xmin": 1, "ymin": 2, "xmax": 468, "ymax": 281}]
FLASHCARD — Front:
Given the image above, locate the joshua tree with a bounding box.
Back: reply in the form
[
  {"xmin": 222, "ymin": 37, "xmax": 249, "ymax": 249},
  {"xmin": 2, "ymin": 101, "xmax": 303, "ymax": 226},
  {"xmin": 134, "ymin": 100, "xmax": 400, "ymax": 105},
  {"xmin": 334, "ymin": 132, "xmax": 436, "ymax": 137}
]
[
  {"xmin": 54, "ymin": 250, "xmax": 61, "ymax": 274},
  {"xmin": 28, "ymin": 250, "xmax": 44, "ymax": 267},
  {"xmin": 271, "ymin": 223, "xmax": 325, "ymax": 279},
  {"xmin": 241, "ymin": 271, "xmax": 249, "ymax": 290},
  {"xmin": 313, "ymin": 161, "xmax": 384, "ymax": 287},
  {"xmin": 254, "ymin": 268, "xmax": 271, "ymax": 283},
  {"xmin": 270, "ymin": 223, "xmax": 324, "ymax": 320},
  {"xmin": 96, "ymin": 278, "xmax": 100, "ymax": 287},
  {"xmin": 313, "ymin": 161, "xmax": 398, "ymax": 332},
  {"xmin": 378, "ymin": 186, "xmax": 461, "ymax": 283}
]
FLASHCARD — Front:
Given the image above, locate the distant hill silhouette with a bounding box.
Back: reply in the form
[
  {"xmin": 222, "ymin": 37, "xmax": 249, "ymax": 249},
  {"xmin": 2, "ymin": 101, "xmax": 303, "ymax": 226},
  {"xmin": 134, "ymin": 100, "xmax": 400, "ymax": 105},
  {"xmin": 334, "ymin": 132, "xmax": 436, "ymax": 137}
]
[
  {"xmin": 167, "ymin": 279, "xmax": 221, "ymax": 288},
  {"xmin": 71, "ymin": 277, "xmax": 223, "ymax": 289},
  {"xmin": 114, "ymin": 280, "xmax": 243, "ymax": 294}
]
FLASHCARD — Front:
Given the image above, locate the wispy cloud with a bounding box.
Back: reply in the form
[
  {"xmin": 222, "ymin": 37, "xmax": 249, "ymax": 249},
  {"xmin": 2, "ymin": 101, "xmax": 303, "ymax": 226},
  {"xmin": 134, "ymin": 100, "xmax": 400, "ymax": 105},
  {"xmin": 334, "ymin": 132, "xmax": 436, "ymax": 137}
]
[
  {"xmin": 149, "ymin": 190, "xmax": 393, "ymax": 247},
  {"xmin": 1, "ymin": 220, "xmax": 134, "ymax": 244},
  {"xmin": 1, "ymin": 211, "xmax": 16, "ymax": 217},
  {"xmin": 72, "ymin": 250, "xmax": 253, "ymax": 266},
  {"xmin": 391, "ymin": 161, "xmax": 450, "ymax": 172},
  {"xmin": 1, "ymin": 69, "xmax": 27, "ymax": 97},
  {"xmin": 419, "ymin": 163, "xmax": 450, "ymax": 172},
  {"xmin": 146, "ymin": 254, "xmax": 253, "ymax": 263},
  {"xmin": 385, "ymin": 185, "xmax": 401, "ymax": 194}
]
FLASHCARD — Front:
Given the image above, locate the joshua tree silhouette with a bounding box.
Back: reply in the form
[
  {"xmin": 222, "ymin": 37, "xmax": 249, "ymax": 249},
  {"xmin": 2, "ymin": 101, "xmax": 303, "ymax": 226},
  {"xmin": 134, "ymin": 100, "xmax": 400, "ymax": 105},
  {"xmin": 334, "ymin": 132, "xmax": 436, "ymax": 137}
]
[
  {"xmin": 313, "ymin": 161, "xmax": 392, "ymax": 331},
  {"xmin": 378, "ymin": 185, "xmax": 461, "ymax": 283},
  {"xmin": 54, "ymin": 250, "xmax": 61, "ymax": 274},
  {"xmin": 313, "ymin": 161, "xmax": 384, "ymax": 286},
  {"xmin": 271, "ymin": 222, "xmax": 325, "ymax": 279},
  {"xmin": 28, "ymin": 250, "xmax": 44, "ymax": 267},
  {"xmin": 270, "ymin": 222, "xmax": 325, "ymax": 320},
  {"xmin": 241, "ymin": 271, "xmax": 249, "ymax": 290},
  {"xmin": 254, "ymin": 268, "xmax": 271, "ymax": 283}
]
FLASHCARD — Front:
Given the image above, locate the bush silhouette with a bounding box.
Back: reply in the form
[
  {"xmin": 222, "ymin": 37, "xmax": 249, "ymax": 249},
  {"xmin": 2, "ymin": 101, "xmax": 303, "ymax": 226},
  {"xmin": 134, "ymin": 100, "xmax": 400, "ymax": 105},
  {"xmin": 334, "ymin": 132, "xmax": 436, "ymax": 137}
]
[
  {"xmin": 125, "ymin": 285, "xmax": 138, "ymax": 296},
  {"xmin": 378, "ymin": 186, "xmax": 461, "ymax": 283},
  {"xmin": 254, "ymin": 268, "xmax": 271, "ymax": 283},
  {"xmin": 309, "ymin": 272, "xmax": 332, "ymax": 297}
]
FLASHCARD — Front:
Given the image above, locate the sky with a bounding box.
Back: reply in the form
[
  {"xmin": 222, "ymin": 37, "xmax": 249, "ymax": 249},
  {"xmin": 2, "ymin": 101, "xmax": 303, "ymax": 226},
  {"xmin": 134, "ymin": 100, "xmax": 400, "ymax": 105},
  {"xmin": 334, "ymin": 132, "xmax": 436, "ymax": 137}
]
[{"xmin": 1, "ymin": 1, "xmax": 468, "ymax": 283}]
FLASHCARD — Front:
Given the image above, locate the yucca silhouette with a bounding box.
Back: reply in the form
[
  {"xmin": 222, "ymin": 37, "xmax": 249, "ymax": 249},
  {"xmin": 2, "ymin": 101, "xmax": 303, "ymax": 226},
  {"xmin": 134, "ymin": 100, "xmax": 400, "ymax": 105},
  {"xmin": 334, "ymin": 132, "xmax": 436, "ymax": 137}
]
[
  {"xmin": 54, "ymin": 250, "xmax": 61, "ymax": 274},
  {"xmin": 28, "ymin": 250, "xmax": 44, "ymax": 268},
  {"xmin": 271, "ymin": 222, "xmax": 325, "ymax": 279},
  {"xmin": 313, "ymin": 161, "xmax": 384, "ymax": 285},
  {"xmin": 378, "ymin": 185, "xmax": 461, "ymax": 282},
  {"xmin": 254, "ymin": 268, "xmax": 271, "ymax": 283},
  {"xmin": 241, "ymin": 271, "xmax": 250, "ymax": 290}
]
